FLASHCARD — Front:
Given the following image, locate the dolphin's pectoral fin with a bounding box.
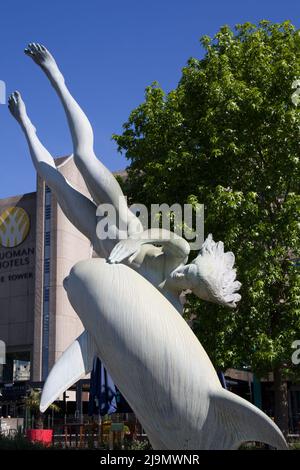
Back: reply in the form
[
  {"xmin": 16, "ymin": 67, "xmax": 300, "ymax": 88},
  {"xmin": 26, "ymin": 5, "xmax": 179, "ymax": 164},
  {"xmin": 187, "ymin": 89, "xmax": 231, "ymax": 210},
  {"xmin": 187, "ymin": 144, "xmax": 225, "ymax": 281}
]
[
  {"xmin": 210, "ymin": 389, "xmax": 288, "ymax": 449},
  {"xmin": 40, "ymin": 330, "xmax": 97, "ymax": 413}
]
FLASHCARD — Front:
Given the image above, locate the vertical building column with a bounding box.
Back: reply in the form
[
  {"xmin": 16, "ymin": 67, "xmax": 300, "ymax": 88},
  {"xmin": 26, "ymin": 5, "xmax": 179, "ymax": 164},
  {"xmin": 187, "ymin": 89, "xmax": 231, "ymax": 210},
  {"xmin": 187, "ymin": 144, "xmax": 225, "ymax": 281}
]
[{"xmin": 41, "ymin": 186, "xmax": 51, "ymax": 381}]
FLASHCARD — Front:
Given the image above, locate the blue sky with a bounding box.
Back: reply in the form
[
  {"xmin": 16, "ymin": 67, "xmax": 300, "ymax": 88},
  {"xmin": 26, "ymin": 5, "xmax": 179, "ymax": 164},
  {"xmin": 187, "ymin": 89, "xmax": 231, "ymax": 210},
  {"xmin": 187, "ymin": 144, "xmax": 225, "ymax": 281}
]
[{"xmin": 0, "ymin": 0, "xmax": 300, "ymax": 198}]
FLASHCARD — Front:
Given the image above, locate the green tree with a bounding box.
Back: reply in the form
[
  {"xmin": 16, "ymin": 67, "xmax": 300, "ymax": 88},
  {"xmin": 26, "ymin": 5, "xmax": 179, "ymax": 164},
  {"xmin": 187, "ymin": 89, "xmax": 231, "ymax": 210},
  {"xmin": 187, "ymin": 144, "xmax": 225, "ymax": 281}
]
[
  {"xmin": 113, "ymin": 21, "xmax": 300, "ymax": 435},
  {"xmin": 25, "ymin": 388, "xmax": 60, "ymax": 429}
]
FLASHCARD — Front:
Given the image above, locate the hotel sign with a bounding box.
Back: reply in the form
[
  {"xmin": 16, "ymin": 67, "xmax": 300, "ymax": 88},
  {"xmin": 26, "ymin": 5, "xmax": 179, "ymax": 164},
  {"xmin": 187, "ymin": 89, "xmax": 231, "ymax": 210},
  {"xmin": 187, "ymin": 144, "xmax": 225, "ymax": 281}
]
[
  {"xmin": 0, "ymin": 205, "xmax": 34, "ymax": 279},
  {"xmin": 0, "ymin": 247, "xmax": 35, "ymax": 271},
  {"xmin": 0, "ymin": 206, "xmax": 30, "ymax": 248}
]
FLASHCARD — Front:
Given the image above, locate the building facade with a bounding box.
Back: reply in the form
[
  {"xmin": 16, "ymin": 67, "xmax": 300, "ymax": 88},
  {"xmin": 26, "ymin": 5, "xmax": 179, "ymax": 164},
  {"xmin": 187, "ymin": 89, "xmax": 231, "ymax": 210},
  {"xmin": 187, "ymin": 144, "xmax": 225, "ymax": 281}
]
[{"xmin": 0, "ymin": 156, "xmax": 91, "ymax": 385}]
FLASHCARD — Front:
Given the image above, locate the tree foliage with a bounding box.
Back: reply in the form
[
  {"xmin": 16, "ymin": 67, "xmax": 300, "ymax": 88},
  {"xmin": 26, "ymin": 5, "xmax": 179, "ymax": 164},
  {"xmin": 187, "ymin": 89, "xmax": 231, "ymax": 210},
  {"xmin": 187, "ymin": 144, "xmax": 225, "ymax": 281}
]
[{"xmin": 113, "ymin": 21, "xmax": 300, "ymax": 379}]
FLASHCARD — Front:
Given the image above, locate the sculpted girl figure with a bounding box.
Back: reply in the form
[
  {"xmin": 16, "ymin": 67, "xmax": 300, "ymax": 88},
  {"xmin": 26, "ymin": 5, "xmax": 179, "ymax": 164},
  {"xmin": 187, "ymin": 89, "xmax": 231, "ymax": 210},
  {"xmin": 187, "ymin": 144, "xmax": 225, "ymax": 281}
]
[{"xmin": 8, "ymin": 43, "xmax": 241, "ymax": 313}]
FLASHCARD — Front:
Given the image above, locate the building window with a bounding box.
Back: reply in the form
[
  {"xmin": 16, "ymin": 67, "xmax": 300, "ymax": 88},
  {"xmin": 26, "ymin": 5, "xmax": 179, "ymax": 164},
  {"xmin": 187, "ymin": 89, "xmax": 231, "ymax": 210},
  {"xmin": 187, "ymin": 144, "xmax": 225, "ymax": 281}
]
[
  {"xmin": 0, "ymin": 351, "xmax": 30, "ymax": 383},
  {"xmin": 45, "ymin": 206, "xmax": 51, "ymax": 219},
  {"xmin": 44, "ymin": 259, "xmax": 50, "ymax": 273},
  {"xmin": 45, "ymin": 232, "xmax": 50, "ymax": 246},
  {"xmin": 44, "ymin": 288, "xmax": 50, "ymax": 302}
]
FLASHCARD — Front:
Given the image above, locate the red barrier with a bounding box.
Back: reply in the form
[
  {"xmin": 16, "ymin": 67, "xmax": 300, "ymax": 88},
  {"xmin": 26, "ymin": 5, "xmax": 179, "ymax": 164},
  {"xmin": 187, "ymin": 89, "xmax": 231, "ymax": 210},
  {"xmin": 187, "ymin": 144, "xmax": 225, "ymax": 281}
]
[{"xmin": 26, "ymin": 429, "xmax": 53, "ymax": 446}]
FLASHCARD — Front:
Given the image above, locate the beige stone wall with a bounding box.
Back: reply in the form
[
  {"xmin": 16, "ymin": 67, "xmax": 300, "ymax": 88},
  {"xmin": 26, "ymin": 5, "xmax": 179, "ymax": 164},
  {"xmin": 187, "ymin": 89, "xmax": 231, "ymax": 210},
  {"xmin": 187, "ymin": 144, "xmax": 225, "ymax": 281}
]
[
  {"xmin": 52, "ymin": 156, "xmax": 92, "ymax": 363},
  {"xmin": 33, "ymin": 156, "xmax": 92, "ymax": 380}
]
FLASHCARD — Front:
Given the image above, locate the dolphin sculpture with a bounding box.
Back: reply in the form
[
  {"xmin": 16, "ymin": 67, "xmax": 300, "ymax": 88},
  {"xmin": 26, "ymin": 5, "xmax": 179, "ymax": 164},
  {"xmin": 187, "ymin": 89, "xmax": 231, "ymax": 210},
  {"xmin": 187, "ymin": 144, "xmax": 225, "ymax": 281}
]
[
  {"xmin": 7, "ymin": 42, "xmax": 287, "ymax": 450},
  {"xmin": 40, "ymin": 258, "xmax": 287, "ymax": 450}
]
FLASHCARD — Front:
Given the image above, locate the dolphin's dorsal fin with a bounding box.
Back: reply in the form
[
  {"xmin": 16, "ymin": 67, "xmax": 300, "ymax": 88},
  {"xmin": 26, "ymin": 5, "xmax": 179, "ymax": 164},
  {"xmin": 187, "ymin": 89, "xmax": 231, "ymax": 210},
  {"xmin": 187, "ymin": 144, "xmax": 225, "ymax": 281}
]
[
  {"xmin": 210, "ymin": 389, "xmax": 287, "ymax": 449},
  {"xmin": 40, "ymin": 330, "xmax": 97, "ymax": 412}
]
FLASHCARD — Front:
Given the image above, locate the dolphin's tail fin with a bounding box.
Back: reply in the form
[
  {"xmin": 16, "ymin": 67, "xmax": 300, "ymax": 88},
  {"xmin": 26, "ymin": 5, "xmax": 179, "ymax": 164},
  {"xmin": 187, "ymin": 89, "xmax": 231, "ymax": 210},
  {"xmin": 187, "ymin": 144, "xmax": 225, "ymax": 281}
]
[
  {"xmin": 40, "ymin": 330, "xmax": 97, "ymax": 412},
  {"xmin": 210, "ymin": 389, "xmax": 288, "ymax": 449}
]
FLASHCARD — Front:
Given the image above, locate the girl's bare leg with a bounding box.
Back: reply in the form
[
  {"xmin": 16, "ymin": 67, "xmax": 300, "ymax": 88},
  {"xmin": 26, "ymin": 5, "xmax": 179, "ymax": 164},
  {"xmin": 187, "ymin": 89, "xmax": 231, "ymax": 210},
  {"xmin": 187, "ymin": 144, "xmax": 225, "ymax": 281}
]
[
  {"xmin": 24, "ymin": 43, "xmax": 142, "ymax": 237},
  {"xmin": 8, "ymin": 91, "xmax": 99, "ymax": 248}
]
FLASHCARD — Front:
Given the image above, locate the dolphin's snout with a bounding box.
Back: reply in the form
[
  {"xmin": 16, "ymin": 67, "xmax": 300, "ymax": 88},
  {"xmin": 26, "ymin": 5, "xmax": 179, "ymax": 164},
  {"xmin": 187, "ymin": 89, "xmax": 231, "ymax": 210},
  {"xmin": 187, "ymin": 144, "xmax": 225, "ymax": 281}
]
[{"xmin": 63, "ymin": 275, "xmax": 69, "ymax": 291}]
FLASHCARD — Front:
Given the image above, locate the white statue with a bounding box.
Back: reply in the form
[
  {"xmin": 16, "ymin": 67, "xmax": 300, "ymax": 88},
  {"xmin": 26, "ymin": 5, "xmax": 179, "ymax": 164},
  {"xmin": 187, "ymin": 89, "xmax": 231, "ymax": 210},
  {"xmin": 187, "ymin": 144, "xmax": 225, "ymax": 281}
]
[{"xmin": 8, "ymin": 44, "xmax": 286, "ymax": 449}]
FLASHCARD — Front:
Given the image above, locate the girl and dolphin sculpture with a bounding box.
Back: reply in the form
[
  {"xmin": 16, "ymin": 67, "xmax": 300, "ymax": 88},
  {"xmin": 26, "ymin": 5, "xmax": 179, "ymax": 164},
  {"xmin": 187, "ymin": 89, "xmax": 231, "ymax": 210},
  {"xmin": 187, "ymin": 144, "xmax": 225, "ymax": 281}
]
[{"xmin": 8, "ymin": 43, "xmax": 287, "ymax": 449}]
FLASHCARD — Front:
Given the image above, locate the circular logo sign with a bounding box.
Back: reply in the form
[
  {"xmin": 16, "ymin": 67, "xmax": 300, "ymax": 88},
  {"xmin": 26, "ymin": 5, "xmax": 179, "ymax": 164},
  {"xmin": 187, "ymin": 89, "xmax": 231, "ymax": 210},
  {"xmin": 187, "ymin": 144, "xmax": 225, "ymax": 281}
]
[{"xmin": 0, "ymin": 206, "xmax": 30, "ymax": 248}]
